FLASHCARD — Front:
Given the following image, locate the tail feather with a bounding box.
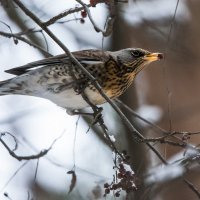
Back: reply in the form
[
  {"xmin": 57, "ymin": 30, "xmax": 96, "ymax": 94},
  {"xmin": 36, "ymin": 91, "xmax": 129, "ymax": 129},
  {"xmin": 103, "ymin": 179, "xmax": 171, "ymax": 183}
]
[{"xmin": 0, "ymin": 78, "xmax": 23, "ymax": 95}]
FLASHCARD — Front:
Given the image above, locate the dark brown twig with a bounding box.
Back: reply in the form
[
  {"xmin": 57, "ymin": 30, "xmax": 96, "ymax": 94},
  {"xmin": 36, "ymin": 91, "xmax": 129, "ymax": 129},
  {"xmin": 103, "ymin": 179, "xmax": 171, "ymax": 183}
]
[
  {"xmin": 0, "ymin": 30, "xmax": 52, "ymax": 57},
  {"xmin": 76, "ymin": 0, "xmax": 115, "ymax": 37},
  {"xmin": 43, "ymin": 1, "xmax": 114, "ymax": 27},
  {"xmin": 81, "ymin": 92, "xmax": 125, "ymax": 160},
  {"xmin": 0, "ymin": 132, "xmax": 62, "ymax": 161},
  {"xmin": 0, "ymin": 161, "xmax": 29, "ymax": 193},
  {"xmin": 183, "ymin": 179, "xmax": 200, "ymax": 199},
  {"xmin": 115, "ymin": 98, "xmax": 167, "ymax": 133},
  {"xmin": 116, "ymin": 99, "xmax": 200, "ymax": 150},
  {"xmin": 43, "ymin": 4, "xmax": 92, "ymax": 26}
]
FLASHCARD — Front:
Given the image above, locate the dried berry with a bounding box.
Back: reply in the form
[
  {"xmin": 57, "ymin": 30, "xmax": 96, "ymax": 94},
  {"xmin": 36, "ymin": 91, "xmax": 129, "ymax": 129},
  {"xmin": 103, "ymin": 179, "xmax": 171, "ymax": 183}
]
[
  {"xmin": 119, "ymin": 167, "xmax": 126, "ymax": 175},
  {"xmin": 4, "ymin": 193, "xmax": 8, "ymax": 197},
  {"xmin": 81, "ymin": 10, "xmax": 87, "ymax": 18},
  {"xmin": 105, "ymin": 188, "xmax": 110, "ymax": 194},
  {"xmin": 112, "ymin": 184, "xmax": 118, "ymax": 190},
  {"xmin": 80, "ymin": 18, "xmax": 85, "ymax": 24},
  {"xmin": 115, "ymin": 191, "xmax": 120, "ymax": 197},
  {"xmin": 117, "ymin": 173, "xmax": 123, "ymax": 179},
  {"xmin": 125, "ymin": 171, "xmax": 132, "ymax": 178},
  {"xmin": 126, "ymin": 181, "xmax": 133, "ymax": 188},
  {"xmin": 104, "ymin": 183, "xmax": 109, "ymax": 188},
  {"xmin": 119, "ymin": 163, "xmax": 124, "ymax": 169}
]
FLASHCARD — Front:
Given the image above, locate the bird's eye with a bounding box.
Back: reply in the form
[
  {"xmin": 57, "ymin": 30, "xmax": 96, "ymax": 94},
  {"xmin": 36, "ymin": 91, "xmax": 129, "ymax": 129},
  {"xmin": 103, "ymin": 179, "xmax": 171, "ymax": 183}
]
[{"xmin": 131, "ymin": 50, "xmax": 143, "ymax": 57}]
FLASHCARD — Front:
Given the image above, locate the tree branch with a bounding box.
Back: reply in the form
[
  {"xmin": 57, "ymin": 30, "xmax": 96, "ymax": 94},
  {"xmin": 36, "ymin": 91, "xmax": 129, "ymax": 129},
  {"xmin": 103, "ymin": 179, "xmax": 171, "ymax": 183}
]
[
  {"xmin": 0, "ymin": 30, "xmax": 52, "ymax": 57},
  {"xmin": 43, "ymin": 3, "xmax": 92, "ymax": 26},
  {"xmin": 0, "ymin": 132, "xmax": 62, "ymax": 161},
  {"xmin": 76, "ymin": 0, "xmax": 116, "ymax": 37}
]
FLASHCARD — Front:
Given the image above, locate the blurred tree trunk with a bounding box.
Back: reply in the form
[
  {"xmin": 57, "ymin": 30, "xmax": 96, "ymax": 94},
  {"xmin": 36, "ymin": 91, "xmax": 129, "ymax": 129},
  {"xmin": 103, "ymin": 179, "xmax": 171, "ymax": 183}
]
[
  {"xmin": 128, "ymin": 1, "xmax": 200, "ymax": 199},
  {"xmin": 111, "ymin": 5, "xmax": 149, "ymax": 199},
  {"xmin": 112, "ymin": 0, "xmax": 200, "ymax": 199}
]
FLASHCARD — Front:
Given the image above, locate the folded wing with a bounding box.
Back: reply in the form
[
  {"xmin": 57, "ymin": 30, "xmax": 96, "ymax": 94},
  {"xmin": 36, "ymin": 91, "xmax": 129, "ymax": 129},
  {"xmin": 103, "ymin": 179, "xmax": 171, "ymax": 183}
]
[{"xmin": 5, "ymin": 49, "xmax": 108, "ymax": 76}]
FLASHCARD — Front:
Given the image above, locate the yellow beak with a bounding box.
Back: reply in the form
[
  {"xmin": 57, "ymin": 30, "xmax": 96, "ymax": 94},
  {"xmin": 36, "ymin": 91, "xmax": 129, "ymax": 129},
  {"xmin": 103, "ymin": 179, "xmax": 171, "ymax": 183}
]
[{"xmin": 144, "ymin": 53, "xmax": 164, "ymax": 62}]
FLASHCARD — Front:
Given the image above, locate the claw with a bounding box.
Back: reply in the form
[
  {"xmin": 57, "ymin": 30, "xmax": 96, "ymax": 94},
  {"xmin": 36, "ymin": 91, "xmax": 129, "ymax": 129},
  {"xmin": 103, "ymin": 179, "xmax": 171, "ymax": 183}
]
[{"xmin": 66, "ymin": 109, "xmax": 76, "ymax": 115}]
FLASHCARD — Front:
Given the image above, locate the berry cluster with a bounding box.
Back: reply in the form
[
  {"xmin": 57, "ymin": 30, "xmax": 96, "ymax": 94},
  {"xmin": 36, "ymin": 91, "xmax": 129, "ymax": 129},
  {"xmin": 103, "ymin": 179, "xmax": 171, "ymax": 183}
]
[
  {"xmin": 80, "ymin": 10, "xmax": 87, "ymax": 24},
  {"xmin": 79, "ymin": 1, "xmax": 110, "ymax": 23},
  {"xmin": 104, "ymin": 161, "xmax": 136, "ymax": 198}
]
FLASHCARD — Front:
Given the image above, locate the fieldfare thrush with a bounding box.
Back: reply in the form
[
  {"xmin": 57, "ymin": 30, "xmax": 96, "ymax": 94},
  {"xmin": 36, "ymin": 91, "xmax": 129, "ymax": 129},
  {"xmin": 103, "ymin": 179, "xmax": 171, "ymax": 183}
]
[{"xmin": 0, "ymin": 48, "xmax": 163, "ymax": 113}]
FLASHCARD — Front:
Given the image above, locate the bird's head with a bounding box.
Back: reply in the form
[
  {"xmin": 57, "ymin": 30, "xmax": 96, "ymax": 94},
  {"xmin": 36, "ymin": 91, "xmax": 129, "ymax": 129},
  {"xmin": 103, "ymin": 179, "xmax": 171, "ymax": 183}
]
[{"xmin": 113, "ymin": 48, "xmax": 163, "ymax": 74}]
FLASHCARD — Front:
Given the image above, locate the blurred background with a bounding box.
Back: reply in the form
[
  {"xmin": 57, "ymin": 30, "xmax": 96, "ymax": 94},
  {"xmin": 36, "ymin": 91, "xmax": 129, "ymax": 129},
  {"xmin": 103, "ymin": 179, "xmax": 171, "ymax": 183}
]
[{"xmin": 0, "ymin": 0, "xmax": 200, "ymax": 199}]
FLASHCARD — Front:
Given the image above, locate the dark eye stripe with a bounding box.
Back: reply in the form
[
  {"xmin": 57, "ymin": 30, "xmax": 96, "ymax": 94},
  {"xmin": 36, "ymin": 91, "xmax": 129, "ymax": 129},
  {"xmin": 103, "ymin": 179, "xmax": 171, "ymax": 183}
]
[{"xmin": 131, "ymin": 50, "xmax": 144, "ymax": 57}]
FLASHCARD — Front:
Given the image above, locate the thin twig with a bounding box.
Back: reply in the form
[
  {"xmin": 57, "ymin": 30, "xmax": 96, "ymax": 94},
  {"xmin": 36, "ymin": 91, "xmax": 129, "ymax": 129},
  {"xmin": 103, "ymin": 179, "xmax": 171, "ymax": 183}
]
[
  {"xmin": 34, "ymin": 159, "xmax": 39, "ymax": 183},
  {"xmin": 0, "ymin": 132, "xmax": 62, "ymax": 161},
  {"xmin": 0, "ymin": 161, "xmax": 29, "ymax": 194},
  {"xmin": 72, "ymin": 116, "xmax": 80, "ymax": 169},
  {"xmin": 76, "ymin": 0, "xmax": 115, "ymax": 37},
  {"xmin": 43, "ymin": 3, "xmax": 92, "ymax": 26},
  {"xmin": 116, "ymin": 99, "xmax": 200, "ymax": 151},
  {"xmin": 184, "ymin": 179, "xmax": 200, "ymax": 199},
  {"xmin": 81, "ymin": 92, "xmax": 125, "ymax": 160},
  {"xmin": 0, "ymin": 31, "xmax": 52, "ymax": 57},
  {"xmin": 43, "ymin": 0, "xmax": 115, "ymax": 27},
  {"xmin": 171, "ymin": 131, "xmax": 200, "ymax": 136},
  {"xmin": 115, "ymin": 98, "xmax": 167, "ymax": 133}
]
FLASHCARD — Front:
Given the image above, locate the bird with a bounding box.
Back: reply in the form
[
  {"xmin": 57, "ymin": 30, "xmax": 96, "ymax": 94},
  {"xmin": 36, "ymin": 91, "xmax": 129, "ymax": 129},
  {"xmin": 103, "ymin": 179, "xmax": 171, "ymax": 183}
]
[{"xmin": 0, "ymin": 48, "xmax": 163, "ymax": 113}]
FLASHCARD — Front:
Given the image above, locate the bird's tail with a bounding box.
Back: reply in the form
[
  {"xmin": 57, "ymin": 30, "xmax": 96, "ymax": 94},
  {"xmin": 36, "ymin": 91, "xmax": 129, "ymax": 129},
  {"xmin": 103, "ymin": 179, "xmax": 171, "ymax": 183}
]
[{"xmin": 0, "ymin": 78, "xmax": 23, "ymax": 95}]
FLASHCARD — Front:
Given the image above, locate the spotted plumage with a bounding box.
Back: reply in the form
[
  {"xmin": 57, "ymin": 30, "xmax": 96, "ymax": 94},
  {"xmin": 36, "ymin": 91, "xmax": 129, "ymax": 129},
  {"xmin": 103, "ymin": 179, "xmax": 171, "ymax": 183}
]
[{"xmin": 0, "ymin": 48, "xmax": 163, "ymax": 111}]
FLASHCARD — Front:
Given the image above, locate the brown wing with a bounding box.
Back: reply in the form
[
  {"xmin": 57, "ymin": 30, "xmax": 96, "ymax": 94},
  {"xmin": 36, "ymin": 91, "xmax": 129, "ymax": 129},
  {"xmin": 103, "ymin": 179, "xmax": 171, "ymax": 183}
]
[{"xmin": 5, "ymin": 49, "xmax": 108, "ymax": 76}]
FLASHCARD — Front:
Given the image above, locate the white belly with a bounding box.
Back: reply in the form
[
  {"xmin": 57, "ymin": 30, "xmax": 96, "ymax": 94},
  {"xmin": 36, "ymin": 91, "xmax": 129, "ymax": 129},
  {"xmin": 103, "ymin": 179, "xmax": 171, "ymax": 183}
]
[{"xmin": 41, "ymin": 88, "xmax": 104, "ymax": 109}]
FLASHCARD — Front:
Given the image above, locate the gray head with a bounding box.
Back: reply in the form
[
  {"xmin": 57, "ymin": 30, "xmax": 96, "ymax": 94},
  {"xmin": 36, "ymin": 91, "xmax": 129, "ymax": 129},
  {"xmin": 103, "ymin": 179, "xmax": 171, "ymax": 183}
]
[{"xmin": 111, "ymin": 48, "xmax": 163, "ymax": 74}]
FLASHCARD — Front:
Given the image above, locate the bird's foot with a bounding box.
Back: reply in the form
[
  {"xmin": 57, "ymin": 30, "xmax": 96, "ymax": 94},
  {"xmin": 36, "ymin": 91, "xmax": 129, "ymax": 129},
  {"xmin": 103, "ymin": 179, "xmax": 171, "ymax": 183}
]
[
  {"xmin": 66, "ymin": 107, "xmax": 102, "ymax": 117},
  {"xmin": 91, "ymin": 107, "xmax": 108, "ymax": 130},
  {"xmin": 86, "ymin": 107, "xmax": 108, "ymax": 132},
  {"xmin": 91, "ymin": 107, "xmax": 103, "ymax": 124},
  {"xmin": 66, "ymin": 107, "xmax": 107, "ymax": 129},
  {"xmin": 66, "ymin": 109, "xmax": 93, "ymax": 116},
  {"xmin": 66, "ymin": 107, "xmax": 106, "ymax": 128},
  {"xmin": 66, "ymin": 107, "xmax": 102, "ymax": 116}
]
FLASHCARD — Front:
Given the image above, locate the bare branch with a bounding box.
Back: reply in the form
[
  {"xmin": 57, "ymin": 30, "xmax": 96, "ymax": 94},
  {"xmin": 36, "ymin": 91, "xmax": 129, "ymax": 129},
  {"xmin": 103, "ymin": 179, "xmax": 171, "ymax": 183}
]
[
  {"xmin": 0, "ymin": 161, "xmax": 29, "ymax": 193},
  {"xmin": 43, "ymin": 1, "xmax": 113, "ymax": 27},
  {"xmin": 81, "ymin": 93, "xmax": 125, "ymax": 160},
  {"xmin": 184, "ymin": 179, "xmax": 200, "ymax": 199},
  {"xmin": 0, "ymin": 30, "xmax": 52, "ymax": 57},
  {"xmin": 43, "ymin": 3, "xmax": 92, "ymax": 26},
  {"xmin": 76, "ymin": 0, "xmax": 115, "ymax": 36},
  {"xmin": 2, "ymin": 1, "xmax": 49, "ymax": 57},
  {"xmin": 115, "ymin": 98, "xmax": 167, "ymax": 133},
  {"xmin": 0, "ymin": 132, "xmax": 62, "ymax": 161}
]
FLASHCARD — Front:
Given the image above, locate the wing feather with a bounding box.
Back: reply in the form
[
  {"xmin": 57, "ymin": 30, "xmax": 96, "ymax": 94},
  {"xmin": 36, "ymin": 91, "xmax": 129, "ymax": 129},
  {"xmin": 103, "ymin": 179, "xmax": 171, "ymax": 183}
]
[{"xmin": 5, "ymin": 49, "xmax": 108, "ymax": 76}]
